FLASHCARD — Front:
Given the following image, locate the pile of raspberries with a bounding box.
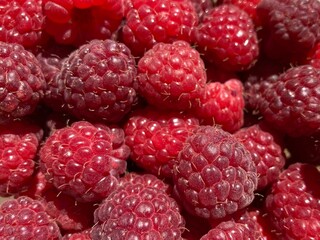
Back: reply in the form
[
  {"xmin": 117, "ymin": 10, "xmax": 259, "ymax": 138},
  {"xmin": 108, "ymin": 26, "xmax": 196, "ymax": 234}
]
[{"xmin": 0, "ymin": 0, "xmax": 320, "ymax": 239}]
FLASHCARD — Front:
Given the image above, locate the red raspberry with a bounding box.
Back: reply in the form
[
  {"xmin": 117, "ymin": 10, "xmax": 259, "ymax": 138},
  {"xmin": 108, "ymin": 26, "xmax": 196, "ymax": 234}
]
[
  {"xmin": 91, "ymin": 176, "xmax": 185, "ymax": 239},
  {"xmin": 265, "ymin": 163, "xmax": 320, "ymax": 239},
  {"xmin": 51, "ymin": 39, "xmax": 137, "ymax": 123},
  {"xmin": 0, "ymin": 0, "xmax": 45, "ymax": 48},
  {"xmin": 190, "ymin": 0, "xmax": 214, "ymax": 21},
  {"xmin": 120, "ymin": 0, "xmax": 198, "ymax": 56},
  {"xmin": 192, "ymin": 79, "xmax": 245, "ymax": 133},
  {"xmin": 0, "ymin": 42, "xmax": 46, "ymax": 123},
  {"xmin": 0, "ymin": 120, "xmax": 43, "ymax": 196},
  {"xmin": 43, "ymin": 0, "xmax": 123, "ymax": 46},
  {"xmin": 39, "ymin": 121, "xmax": 130, "ymax": 202},
  {"xmin": 257, "ymin": 0, "xmax": 320, "ymax": 64},
  {"xmin": 124, "ymin": 107, "xmax": 199, "ymax": 179},
  {"xmin": 62, "ymin": 230, "xmax": 91, "ymax": 240},
  {"xmin": 258, "ymin": 65, "xmax": 320, "ymax": 137},
  {"xmin": 195, "ymin": 4, "xmax": 259, "ymax": 71},
  {"xmin": 200, "ymin": 220, "xmax": 253, "ymax": 240},
  {"xmin": 222, "ymin": 0, "xmax": 262, "ymax": 25},
  {"xmin": 0, "ymin": 196, "xmax": 61, "ymax": 239},
  {"xmin": 137, "ymin": 41, "xmax": 206, "ymax": 111},
  {"xmin": 234, "ymin": 123, "xmax": 286, "ymax": 190},
  {"xmin": 173, "ymin": 125, "xmax": 258, "ymax": 220}
]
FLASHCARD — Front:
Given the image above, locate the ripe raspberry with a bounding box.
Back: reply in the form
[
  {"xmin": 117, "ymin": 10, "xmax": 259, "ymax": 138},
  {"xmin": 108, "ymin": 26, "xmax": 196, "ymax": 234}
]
[
  {"xmin": 222, "ymin": 0, "xmax": 262, "ymax": 25},
  {"xmin": 0, "ymin": 120, "xmax": 43, "ymax": 196},
  {"xmin": 258, "ymin": 65, "xmax": 320, "ymax": 137},
  {"xmin": 62, "ymin": 230, "xmax": 91, "ymax": 240},
  {"xmin": 52, "ymin": 39, "xmax": 137, "ymax": 123},
  {"xmin": 195, "ymin": 4, "xmax": 259, "ymax": 71},
  {"xmin": 192, "ymin": 79, "xmax": 245, "ymax": 133},
  {"xmin": 124, "ymin": 107, "xmax": 199, "ymax": 179},
  {"xmin": 257, "ymin": 0, "xmax": 320, "ymax": 64},
  {"xmin": 120, "ymin": 0, "xmax": 198, "ymax": 56},
  {"xmin": 0, "ymin": 196, "xmax": 61, "ymax": 239},
  {"xmin": 39, "ymin": 121, "xmax": 130, "ymax": 202},
  {"xmin": 265, "ymin": 163, "xmax": 320, "ymax": 239},
  {"xmin": 0, "ymin": 0, "xmax": 45, "ymax": 48},
  {"xmin": 91, "ymin": 177, "xmax": 185, "ymax": 239},
  {"xmin": 190, "ymin": 0, "xmax": 214, "ymax": 21},
  {"xmin": 137, "ymin": 41, "xmax": 206, "ymax": 111},
  {"xmin": 0, "ymin": 42, "xmax": 46, "ymax": 122},
  {"xmin": 173, "ymin": 125, "xmax": 257, "ymax": 219},
  {"xmin": 43, "ymin": 0, "xmax": 123, "ymax": 46},
  {"xmin": 200, "ymin": 220, "xmax": 253, "ymax": 240},
  {"xmin": 234, "ymin": 123, "xmax": 286, "ymax": 190}
]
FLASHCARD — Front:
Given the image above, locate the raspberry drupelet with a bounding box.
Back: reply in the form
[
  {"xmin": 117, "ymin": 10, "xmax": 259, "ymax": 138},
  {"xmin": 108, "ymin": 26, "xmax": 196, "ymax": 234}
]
[
  {"xmin": 173, "ymin": 125, "xmax": 258, "ymax": 220},
  {"xmin": 39, "ymin": 121, "xmax": 130, "ymax": 203}
]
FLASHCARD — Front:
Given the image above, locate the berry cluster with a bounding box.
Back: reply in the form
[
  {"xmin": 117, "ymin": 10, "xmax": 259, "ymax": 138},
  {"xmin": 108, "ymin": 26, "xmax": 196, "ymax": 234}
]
[{"xmin": 0, "ymin": 0, "xmax": 320, "ymax": 239}]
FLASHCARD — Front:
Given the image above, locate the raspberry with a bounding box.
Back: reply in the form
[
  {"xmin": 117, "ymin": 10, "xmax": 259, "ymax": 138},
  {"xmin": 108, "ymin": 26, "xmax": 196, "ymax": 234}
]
[
  {"xmin": 39, "ymin": 121, "xmax": 130, "ymax": 202},
  {"xmin": 234, "ymin": 123, "xmax": 286, "ymax": 190},
  {"xmin": 257, "ymin": 0, "xmax": 320, "ymax": 64},
  {"xmin": 120, "ymin": 0, "xmax": 198, "ymax": 56},
  {"xmin": 195, "ymin": 4, "xmax": 259, "ymax": 71},
  {"xmin": 258, "ymin": 65, "xmax": 320, "ymax": 137},
  {"xmin": 43, "ymin": 0, "xmax": 123, "ymax": 46},
  {"xmin": 190, "ymin": 0, "xmax": 214, "ymax": 21},
  {"xmin": 173, "ymin": 125, "xmax": 257, "ymax": 219},
  {"xmin": 91, "ymin": 176, "xmax": 185, "ymax": 239},
  {"xmin": 192, "ymin": 79, "xmax": 245, "ymax": 133},
  {"xmin": 0, "ymin": 196, "xmax": 61, "ymax": 239},
  {"xmin": 222, "ymin": 0, "xmax": 262, "ymax": 25},
  {"xmin": 200, "ymin": 220, "xmax": 253, "ymax": 240},
  {"xmin": 124, "ymin": 107, "xmax": 199, "ymax": 179},
  {"xmin": 62, "ymin": 230, "xmax": 91, "ymax": 240},
  {"xmin": 0, "ymin": 42, "xmax": 46, "ymax": 123},
  {"xmin": 137, "ymin": 41, "xmax": 206, "ymax": 111},
  {"xmin": 265, "ymin": 163, "xmax": 320, "ymax": 239},
  {"xmin": 0, "ymin": 0, "xmax": 45, "ymax": 48},
  {"xmin": 0, "ymin": 120, "xmax": 43, "ymax": 196},
  {"xmin": 51, "ymin": 39, "xmax": 137, "ymax": 123}
]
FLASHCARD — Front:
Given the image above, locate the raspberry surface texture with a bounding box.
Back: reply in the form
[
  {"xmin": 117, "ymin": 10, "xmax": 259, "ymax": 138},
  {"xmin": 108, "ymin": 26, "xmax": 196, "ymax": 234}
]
[
  {"xmin": 50, "ymin": 39, "xmax": 137, "ymax": 123},
  {"xmin": 265, "ymin": 163, "xmax": 320, "ymax": 239},
  {"xmin": 120, "ymin": 0, "xmax": 198, "ymax": 56},
  {"xmin": 193, "ymin": 79, "xmax": 245, "ymax": 133},
  {"xmin": 173, "ymin": 125, "xmax": 257, "ymax": 219},
  {"xmin": 0, "ymin": 120, "xmax": 43, "ymax": 196},
  {"xmin": 0, "ymin": 42, "xmax": 46, "ymax": 122},
  {"xmin": 124, "ymin": 107, "xmax": 199, "ymax": 178},
  {"xmin": 258, "ymin": 64, "xmax": 320, "ymax": 137},
  {"xmin": 39, "ymin": 121, "xmax": 130, "ymax": 202},
  {"xmin": 0, "ymin": 196, "xmax": 61, "ymax": 239},
  {"xmin": 137, "ymin": 41, "xmax": 206, "ymax": 111},
  {"xmin": 257, "ymin": 0, "xmax": 320, "ymax": 64},
  {"xmin": 195, "ymin": 4, "xmax": 259, "ymax": 71},
  {"xmin": 0, "ymin": 0, "xmax": 45, "ymax": 48},
  {"xmin": 91, "ymin": 176, "xmax": 185, "ymax": 239}
]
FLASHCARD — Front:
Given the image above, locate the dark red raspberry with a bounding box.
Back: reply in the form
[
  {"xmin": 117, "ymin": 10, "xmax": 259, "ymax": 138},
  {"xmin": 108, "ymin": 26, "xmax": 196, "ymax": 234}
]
[
  {"xmin": 124, "ymin": 108, "xmax": 199, "ymax": 179},
  {"xmin": 257, "ymin": 0, "xmax": 320, "ymax": 64},
  {"xmin": 0, "ymin": 0, "xmax": 46, "ymax": 48},
  {"xmin": 43, "ymin": 0, "xmax": 123, "ymax": 46},
  {"xmin": 39, "ymin": 121, "xmax": 130, "ymax": 202},
  {"xmin": 173, "ymin": 125, "xmax": 257, "ymax": 220},
  {"xmin": 51, "ymin": 39, "xmax": 137, "ymax": 123},
  {"xmin": 0, "ymin": 42, "xmax": 46, "ymax": 123},
  {"xmin": 265, "ymin": 163, "xmax": 320, "ymax": 239},
  {"xmin": 0, "ymin": 120, "xmax": 43, "ymax": 196},
  {"xmin": 234, "ymin": 123, "xmax": 286, "ymax": 190},
  {"xmin": 91, "ymin": 177, "xmax": 185, "ymax": 239},
  {"xmin": 0, "ymin": 196, "xmax": 61, "ymax": 239},
  {"xmin": 223, "ymin": 0, "xmax": 262, "ymax": 25},
  {"xmin": 258, "ymin": 65, "xmax": 320, "ymax": 137},
  {"xmin": 137, "ymin": 41, "xmax": 206, "ymax": 111},
  {"xmin": 120, "ymin": 0, "xmax": 198, "ymax": 56},
  {"xmin": 192, "ymin": 79, "xmax": 245, "ymax": 133},
  {"xmin": 195, "ymin": 4, "xmax": 259, "ymax": 71},
  {"xmin": 62, "ymin": 230, "xmax": 91, "ymax": 240},
  {"xmin": 200, "ymin": 220, "xmax": 253, "ymax": 240}
]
